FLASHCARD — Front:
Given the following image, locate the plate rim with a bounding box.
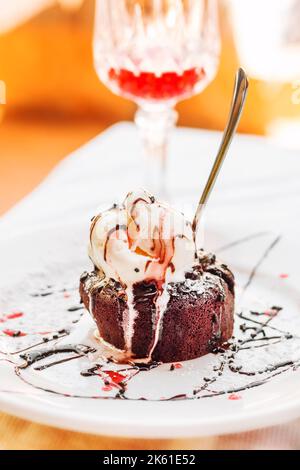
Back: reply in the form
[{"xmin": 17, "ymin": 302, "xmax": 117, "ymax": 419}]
[{"xmin": 1, "ymin": 379, "xmax": 300, "ymax": 438}]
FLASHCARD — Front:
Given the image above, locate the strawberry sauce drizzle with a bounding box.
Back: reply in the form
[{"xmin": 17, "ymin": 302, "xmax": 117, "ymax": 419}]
[
  {"xmin": 0, "ymin": 312, "xmax": 24, "ymax": 323},
  {"xmin": 104, "ymin": 370, "xmax": 127, "ymax": 385},
  {"xmin": 279, "ymin": 273, "xmax": 289, "ymax": 279},
  {"xmin": 228, "ymin": 393, "xmax": 242, "ymax": 401},
  {"xmin": 84, "ymin": 366, "xmax": 127, "ymax": 392},
  {"xmin": 3, "ymin": 329, "xmax": 27, "ymax": 338}
]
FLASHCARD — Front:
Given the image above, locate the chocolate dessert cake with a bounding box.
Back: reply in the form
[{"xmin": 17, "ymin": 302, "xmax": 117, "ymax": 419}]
[{"xmin": 80, "ymin": 190, "xmax": 234, "ymax": 363}]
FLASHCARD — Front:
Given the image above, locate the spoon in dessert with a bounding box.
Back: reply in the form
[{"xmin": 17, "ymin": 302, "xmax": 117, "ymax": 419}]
[{"xmin": 192, "ymin": 68, "xmax": 249, "ymax": 237}]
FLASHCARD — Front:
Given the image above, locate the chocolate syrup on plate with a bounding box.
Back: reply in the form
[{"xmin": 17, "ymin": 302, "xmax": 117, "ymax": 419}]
[{"xmin": 1, "ymin": 232, "xmax": 299, "ymax": 402}]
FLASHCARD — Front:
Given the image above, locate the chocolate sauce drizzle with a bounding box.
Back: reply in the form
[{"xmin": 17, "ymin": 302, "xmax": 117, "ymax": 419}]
[
  {"xmin": 243, "ymin": 235, "xmax": 281, "ymax": 291},
  {"xmin": 19, "ymin": 344, "xmax": 95, "ymax": 368},
  {"xmin": 104, "ymin": 225, "xmax": 128, "ymax": 262},
  {"xmin": 0, "ymin": 329, "xmax": 70, "ymax": 356},
  {"xmin": 2, "ymin": 232, "xmax": 299, "ymax": 402},
  {"xmin": 11, "ymin": 302, "xmax": 299, "ymax": 402},
  {"xmin": 216, "ymin": 231, "xmax": 270, "ymax": 253}
]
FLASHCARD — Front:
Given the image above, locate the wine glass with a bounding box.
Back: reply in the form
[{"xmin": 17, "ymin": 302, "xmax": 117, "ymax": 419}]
[{"xmin": 93, "ymin": 0, "xmax": 220, "ymax": 196}]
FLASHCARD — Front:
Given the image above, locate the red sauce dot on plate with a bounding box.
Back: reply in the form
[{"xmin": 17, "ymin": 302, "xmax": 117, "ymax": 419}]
[
  {"xmin": 7, "ymin": 312, "xmax": 24, "ymax": 320},
  {"xmin": 264, "ymin": 309, "xmax": 278, "ymax": 317},
  {"xmin": 228, "ymin": 393, "xmax": 242, "ymax": 401},
  {"xmin": 104, "ymin": 370, "xmax": 126, "ymax": 384},
  {"xmin": 174, "ymin": 363, "xmax": 183, "ymax": 369},
  {"xmin": 102, "ymin": 385, "xmax": 113, "ymax": 392},
  {"xmin": 279, "ymin": 273, "xmax": 289, "ymax": 279},
  {"xmin": 0, "ymin": 312, "xmax": 24, "ymax": 323},
  {"xmin": 3, "ymin": 329, "xmax": 26, "ymax": 337}
]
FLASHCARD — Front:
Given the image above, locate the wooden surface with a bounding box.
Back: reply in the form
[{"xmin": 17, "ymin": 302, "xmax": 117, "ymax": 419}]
[
  {"xmin": 0, "ymin": 410, "xmax": 295, "ymax": 449},
  {"xmin": 0, "ymin": 406, "xmax": 258, "ymax": 450},
  {"xmin": 0, "ymin": 413, "xmax": 216, "ymax": 450}
]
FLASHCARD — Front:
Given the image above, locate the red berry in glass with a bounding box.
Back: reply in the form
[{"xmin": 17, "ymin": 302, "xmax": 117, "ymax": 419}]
[{"xmin": 108, "ymin": 67, "xmax": 206, "ymax": 101}]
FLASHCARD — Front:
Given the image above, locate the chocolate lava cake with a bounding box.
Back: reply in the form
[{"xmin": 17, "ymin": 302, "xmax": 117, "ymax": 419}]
[
  {"xmin": 80, "ymin": 190, "xmax": 235, "ymax": 364},
  {"xmin": 80, "ymin": 252, "xmax": 234, "ymax": 363}
]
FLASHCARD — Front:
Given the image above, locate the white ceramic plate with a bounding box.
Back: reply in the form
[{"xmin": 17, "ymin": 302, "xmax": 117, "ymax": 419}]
[{"xmin": 0, "ymin": 124, "xmax": 299, "ymax": 438}]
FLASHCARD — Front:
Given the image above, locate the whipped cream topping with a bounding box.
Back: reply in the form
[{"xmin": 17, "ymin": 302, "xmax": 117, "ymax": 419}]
[
  {"xmin": 89, "ymin": 189, "xmax": 196, "ymax": 287},
  {"xmin": 88, "ymin": 189, "xmax": 197, "ymax": 361}
]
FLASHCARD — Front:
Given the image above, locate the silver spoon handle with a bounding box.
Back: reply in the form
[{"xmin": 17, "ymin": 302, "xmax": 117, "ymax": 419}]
[{"xmin": 192, "ymin": 68, "xmax": 249, "ymax": 233}]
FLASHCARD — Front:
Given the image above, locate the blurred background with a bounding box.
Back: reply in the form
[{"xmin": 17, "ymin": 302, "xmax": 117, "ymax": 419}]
[{"xmin": 1, "ymin": 0, "xmax": 300, "ymax": 215}]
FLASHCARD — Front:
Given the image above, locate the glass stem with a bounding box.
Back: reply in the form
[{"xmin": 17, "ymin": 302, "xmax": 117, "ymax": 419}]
[{"xmin": 135, "ymin": 106, "xmax": 178, "ymax": 198}]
